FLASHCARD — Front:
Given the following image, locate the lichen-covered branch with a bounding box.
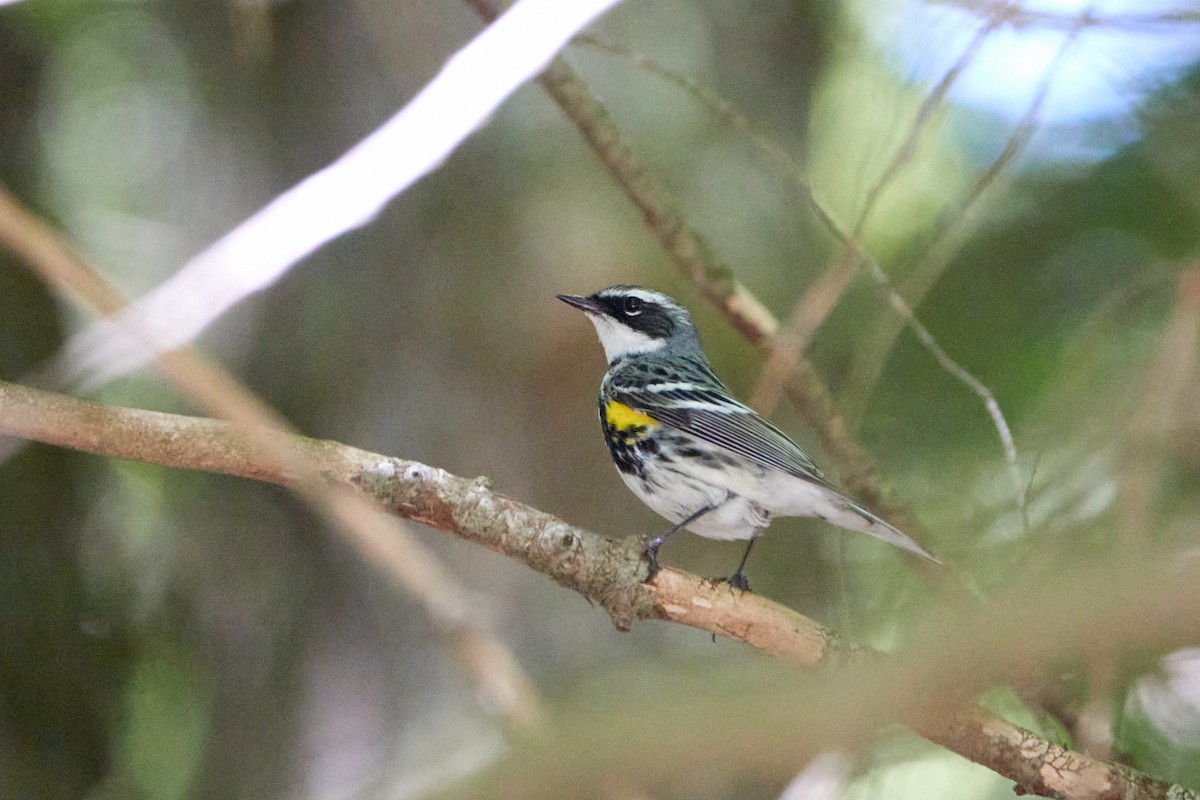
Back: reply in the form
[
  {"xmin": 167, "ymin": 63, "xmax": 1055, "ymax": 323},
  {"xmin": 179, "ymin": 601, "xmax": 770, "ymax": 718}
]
[
  {"xmin": 1, "ymin": 377, "xmax": 1194, "ymax": 800},
  {"xmin": 921, "ymin": 712, "xmax": 1191, "ymax": 800},
  {"xmin": 0, "ymin": 377, "xmax": 842, "ymax": 661}
]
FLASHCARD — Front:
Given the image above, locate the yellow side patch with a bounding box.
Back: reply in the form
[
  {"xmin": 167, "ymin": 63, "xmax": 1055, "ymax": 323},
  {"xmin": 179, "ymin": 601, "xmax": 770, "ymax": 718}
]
[{"xmin": 605, "ymin": 400, "xmax": 658, "ymax": 431}]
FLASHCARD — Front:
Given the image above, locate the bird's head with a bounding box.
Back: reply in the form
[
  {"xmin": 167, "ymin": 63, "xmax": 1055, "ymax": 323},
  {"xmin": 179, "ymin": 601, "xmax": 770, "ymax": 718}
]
[{"xmin": 557, "ymin": 285, "xmax": 701, "ymax": 364}]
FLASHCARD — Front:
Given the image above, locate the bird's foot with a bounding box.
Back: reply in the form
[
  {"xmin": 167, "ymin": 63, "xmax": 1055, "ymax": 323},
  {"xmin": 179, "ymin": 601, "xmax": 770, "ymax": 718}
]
[
  {"xmin": 642, "ymin": 536, "xmax": 664, "ymax": 583},
  {"xmin": 720, "ymin": 573, "xmax": 748, "ymax": 592}
]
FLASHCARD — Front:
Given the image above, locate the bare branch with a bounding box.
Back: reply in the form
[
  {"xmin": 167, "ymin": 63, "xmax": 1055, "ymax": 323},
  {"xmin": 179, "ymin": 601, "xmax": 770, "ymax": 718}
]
[
  {"xmin": 853, "ymin": 16, "xmax": 1001, "ymax": 239},
  {"xmin": 844, "ymin": 17, "xmax": 1080, "ymax": 425},
  {"xmin": 53, "ymin": 0, "xmax": 625, "ymax": 387},
  {"xmin": 748, "ymin": 13, "xmax": 998, "ymax": 414},
  {"xmin": 920, "ymin": 711, "xmax": 1189, "ymax": 800}
]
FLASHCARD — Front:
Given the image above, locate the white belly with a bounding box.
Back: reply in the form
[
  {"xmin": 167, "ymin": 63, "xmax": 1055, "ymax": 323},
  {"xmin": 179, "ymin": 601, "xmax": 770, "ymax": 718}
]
[{"xmin": 617, "ymin": 465, "xmax": 768, "ymax": 541}]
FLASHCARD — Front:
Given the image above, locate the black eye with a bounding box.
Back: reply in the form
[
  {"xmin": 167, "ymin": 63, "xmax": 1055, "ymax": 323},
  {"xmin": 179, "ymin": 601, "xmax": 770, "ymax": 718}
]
[{"xmin": 623, "ymin": 296, "xmax": 643, "ymax": 316}]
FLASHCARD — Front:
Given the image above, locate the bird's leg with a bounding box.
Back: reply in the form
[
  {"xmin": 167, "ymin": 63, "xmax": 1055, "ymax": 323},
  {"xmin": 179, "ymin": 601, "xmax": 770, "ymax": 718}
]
[
  {"xmin": 643, "ymin": 502, "xmax": 719, "ymax": 582},
  {"xmin": 726, "ymin": 535, "xmax": 758, "ymax": 592}
]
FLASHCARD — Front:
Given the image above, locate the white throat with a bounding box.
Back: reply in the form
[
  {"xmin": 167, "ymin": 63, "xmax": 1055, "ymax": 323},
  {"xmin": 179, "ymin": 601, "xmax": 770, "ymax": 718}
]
[{"xmin": 587, "ymin": 314, "xmax": 667, "ymax": 362}]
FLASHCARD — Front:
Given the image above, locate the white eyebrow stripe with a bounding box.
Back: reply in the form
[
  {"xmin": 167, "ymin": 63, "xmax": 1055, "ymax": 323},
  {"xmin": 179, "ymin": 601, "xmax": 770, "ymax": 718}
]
[{"xmin": 598, "ymin": 288, "xmax": 675, "ymax": 306}]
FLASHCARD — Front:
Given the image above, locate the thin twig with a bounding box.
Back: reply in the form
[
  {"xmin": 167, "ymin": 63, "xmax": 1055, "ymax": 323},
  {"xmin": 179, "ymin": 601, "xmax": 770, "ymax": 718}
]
[
  {"xmin": 853, "ymin": 16, "xmax": 1004, "ymax": 237},
  {"xmin": 757, "ymin": 7, "xmax": 1091, "ymax": 516},
  {"xmin": 844, "ymin": 13, "xmax": 1089, "ymax": 424},
  {"xmin": 746, "ymin": 8, "xmax": 1027, "ymax": 515},
  {"xmin": 878, "ymin": 276, "xmax": 1020, "ymax": 473},
  {"xmin": 852, "ymin": 12, "xmax": 1090, "ymax": 513},
  {"xmin": 1, "ymin": 377, "xmax": 1195, "ymax": 800},
  {"xmin": 1119, "ymin": 265, "xmax": 1200, "ymax": 546},
  {"xmin": 748, "ymin": 12, "xmax": 1001, "ymax": 415}
]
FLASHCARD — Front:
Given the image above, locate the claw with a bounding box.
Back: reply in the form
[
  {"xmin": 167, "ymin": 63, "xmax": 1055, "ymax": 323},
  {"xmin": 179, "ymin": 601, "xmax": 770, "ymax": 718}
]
[
  {"xmin": 642, "ymin": 537, "xmax": 664, "ymax": 583},
  {"xmin": 726, "ymin": 572, "xmax": 751, "ymax": 593},
  {"xmin": 639, "ymin": 503, "xmax": 722, "ymax": 584}
]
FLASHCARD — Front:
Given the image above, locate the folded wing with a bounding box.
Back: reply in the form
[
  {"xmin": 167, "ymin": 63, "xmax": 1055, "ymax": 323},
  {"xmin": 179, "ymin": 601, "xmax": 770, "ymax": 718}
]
[{"xmin": 607, "ymin": 358, "xmax": 830, "ymax": 488}]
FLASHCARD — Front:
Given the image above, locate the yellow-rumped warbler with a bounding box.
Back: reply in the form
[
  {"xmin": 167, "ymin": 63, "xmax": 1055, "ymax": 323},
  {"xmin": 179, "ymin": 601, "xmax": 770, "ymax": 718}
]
[{"xmin": 559, "ymin": 285, "xmax": 938, "ymax": 589}]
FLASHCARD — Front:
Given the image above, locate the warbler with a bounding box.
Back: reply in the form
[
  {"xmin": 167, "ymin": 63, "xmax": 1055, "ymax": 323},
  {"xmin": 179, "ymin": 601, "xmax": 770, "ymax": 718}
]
[{"xmin": 559, "ymin": 285, "xmax": 938, "ymax": 589}]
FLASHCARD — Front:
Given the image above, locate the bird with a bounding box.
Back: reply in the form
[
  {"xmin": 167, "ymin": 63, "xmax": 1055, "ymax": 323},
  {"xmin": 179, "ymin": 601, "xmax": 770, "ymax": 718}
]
[{"xmin": 558, "ymin": 285, "xmax": 938, "ymax": 589}]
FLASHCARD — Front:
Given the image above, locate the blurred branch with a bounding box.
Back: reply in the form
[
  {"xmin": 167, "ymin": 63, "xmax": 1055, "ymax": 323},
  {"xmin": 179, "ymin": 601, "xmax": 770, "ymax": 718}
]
[
  {"xmin": 573, "ymin": 33, "xmax": 854, "ymax": 278},
  {"xmin": 466, "ymin": 0, "xmax": 914, "ymax": 538},
  {"xmin": 465, "ymin": 549, "xmax": 1200, "ymax": 799},
  {"xmin": 1, "ymin": 378, "xmax": 1196, "ymax": 800},
  {"xmin": 0, "ymin": 188, "xmax": 128, "ymax": 316},
  {"xmin": 1119, "ymin": 266, "xmax": 1200, "ymax": 545},
  {"xmin": 0, "ymin": 182, "xmax": 540, "ymax": 729}
]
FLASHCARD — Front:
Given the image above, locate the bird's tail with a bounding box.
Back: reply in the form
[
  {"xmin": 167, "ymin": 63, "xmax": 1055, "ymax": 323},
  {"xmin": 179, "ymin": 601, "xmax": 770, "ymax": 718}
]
[{"xmin": 827, "ymin": 495, "xmax": 941, "ymax": 564}]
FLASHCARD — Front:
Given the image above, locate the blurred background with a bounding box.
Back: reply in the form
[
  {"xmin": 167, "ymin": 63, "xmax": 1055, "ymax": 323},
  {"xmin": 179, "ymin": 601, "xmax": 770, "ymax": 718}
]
[{"xmin": 1, "ymin": 0, "xmax": 1200, "ymax": 798}]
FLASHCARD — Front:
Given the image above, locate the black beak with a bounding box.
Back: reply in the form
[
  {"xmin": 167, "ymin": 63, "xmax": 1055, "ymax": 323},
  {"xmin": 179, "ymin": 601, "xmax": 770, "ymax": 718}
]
[{"xmin": 557, "ymin": 293, "xmax": 603, "ymax": 314}]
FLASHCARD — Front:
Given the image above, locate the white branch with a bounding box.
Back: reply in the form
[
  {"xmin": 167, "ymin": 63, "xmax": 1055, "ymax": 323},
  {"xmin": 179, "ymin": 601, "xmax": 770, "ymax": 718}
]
[{"xmin": 57, "ymin": 0, "xmax": 624, "ymax": 388}]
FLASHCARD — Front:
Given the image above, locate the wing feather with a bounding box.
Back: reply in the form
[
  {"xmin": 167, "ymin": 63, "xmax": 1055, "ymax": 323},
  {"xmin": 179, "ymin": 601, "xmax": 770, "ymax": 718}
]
[{"xmin": 608, "ymin": 358, "xmax": 830, "ymax": 488}]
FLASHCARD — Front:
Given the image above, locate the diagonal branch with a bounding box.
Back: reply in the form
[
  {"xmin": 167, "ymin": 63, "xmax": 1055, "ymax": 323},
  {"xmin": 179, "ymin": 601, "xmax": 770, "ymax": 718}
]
[
  {"xmin": 748, "ymin": 8, "xmax": 1026, "ymax": 513},
  {"xmin": 569, "ymin": 33, "xmax": 1026, "ymax": 522},
  {"xmin": 0, "ymin": 376, "xmax": 1195, "ymax": 800},
  {"xmin": 844, "ymin": 16, "xmax": 1085, "ymax": 424},
  {"xmin": 0, "ymin": 377, "xmax": 847, "ymax": 662},
  {"xmin": 52, "ymin": 0, "xmax": 626, "ymax": 388}
]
